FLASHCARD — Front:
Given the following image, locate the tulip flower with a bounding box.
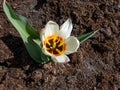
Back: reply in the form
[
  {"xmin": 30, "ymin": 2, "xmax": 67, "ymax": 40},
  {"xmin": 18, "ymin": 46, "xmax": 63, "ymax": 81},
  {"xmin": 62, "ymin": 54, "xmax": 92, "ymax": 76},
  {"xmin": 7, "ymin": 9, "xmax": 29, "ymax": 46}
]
[
  {"xmin": 3, "ymin": 0, "xmax": 98, "ymax": 64},
  {"xmin": 40, "ymin": 19, "xmax": 80, "ymax": 63}
]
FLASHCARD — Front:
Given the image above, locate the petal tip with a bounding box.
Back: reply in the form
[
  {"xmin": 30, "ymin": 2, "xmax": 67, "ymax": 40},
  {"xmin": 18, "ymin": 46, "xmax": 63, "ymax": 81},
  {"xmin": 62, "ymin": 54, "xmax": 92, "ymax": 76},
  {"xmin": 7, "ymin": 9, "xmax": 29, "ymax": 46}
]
[
  {"xmin": 60, "ymin": 18, "xmax": 73, "ymax": 38},
  {"xmin": 52, "ymin": 55, "xmax": 70, "ymax": 63},
  {"xmin": 68, "ymin": 18, "xmax": 72, "ymax": 22}
]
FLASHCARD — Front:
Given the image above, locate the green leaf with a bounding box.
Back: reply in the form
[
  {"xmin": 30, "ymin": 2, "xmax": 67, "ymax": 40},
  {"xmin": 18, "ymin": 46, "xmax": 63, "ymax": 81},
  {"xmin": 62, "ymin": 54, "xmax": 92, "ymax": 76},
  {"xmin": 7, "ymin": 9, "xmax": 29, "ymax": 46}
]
[
  {"xmin": 78, "ymin": 30, "xmax": 98, "ymax": 43},
  {"xmin": 3, "ymin": 1, "xmax": 51, "ymax": 64}
]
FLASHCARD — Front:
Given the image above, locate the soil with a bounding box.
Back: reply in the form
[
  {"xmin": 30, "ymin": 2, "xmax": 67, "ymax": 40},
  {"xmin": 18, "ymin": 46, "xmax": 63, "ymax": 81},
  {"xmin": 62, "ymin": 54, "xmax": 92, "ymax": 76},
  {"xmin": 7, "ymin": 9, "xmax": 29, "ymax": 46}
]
[{"xmin": 0, "ymin": 0, "xmax": 120, "ymax": 90}]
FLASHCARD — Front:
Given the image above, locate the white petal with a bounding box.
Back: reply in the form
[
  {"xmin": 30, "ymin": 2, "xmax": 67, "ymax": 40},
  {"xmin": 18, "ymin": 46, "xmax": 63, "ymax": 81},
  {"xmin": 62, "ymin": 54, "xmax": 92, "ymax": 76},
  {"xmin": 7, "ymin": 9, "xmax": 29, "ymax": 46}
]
[
  {"xmin": 45, "ymin": 21, "xmax": 59, "ymax": 37},
  {"xmin": 59, "ymin": 18, "xmax": 73, "ymax": 39},
  {"xmin": 65, "ymin": 36, "xmax": 80, "ymax": 54},
  {"xmin": 51, "ymin": 55, "xmax": 70, "ymax": 63},
  {"xmin": 40, "ymin": 28, "xmax": 45, "ymax": 43},
  {"xmin": 42, "ymin": 47, "xmax": 52, "ymax": 56}
]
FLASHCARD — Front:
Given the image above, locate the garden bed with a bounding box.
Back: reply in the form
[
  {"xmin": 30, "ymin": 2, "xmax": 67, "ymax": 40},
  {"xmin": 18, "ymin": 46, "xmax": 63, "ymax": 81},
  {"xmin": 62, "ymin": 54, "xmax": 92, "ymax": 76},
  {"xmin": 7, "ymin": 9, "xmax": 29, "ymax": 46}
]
[{"xmin": 0, "ymin": 0, "xmax": 120, "ymax": 90}]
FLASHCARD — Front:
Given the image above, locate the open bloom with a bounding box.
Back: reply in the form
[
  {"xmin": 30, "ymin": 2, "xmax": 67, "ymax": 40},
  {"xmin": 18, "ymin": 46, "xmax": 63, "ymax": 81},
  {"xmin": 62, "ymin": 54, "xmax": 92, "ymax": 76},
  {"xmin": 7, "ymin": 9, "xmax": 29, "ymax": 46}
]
[{"xmin": 40, "ymin": 18, "xmax": 80, "ymax": 63}]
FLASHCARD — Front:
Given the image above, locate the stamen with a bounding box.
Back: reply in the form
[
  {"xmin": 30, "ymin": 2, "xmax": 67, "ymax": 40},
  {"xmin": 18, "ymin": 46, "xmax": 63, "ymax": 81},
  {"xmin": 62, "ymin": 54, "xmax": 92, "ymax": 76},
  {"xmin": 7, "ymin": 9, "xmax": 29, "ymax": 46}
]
[
  {"xmin": 53, "ymin": 35, "xmax": 57, "ymax": 42},
  {"xmin": 44, "ymin": 35, "xmax": 66, "ymax": 56},
  {"xmin": 53, "ymin": 42, "xmax": 56, "ymax": 48},
  {"xmin": 58, "ymin": 42, "xmax": 65, "ymax": 47},
  {"xmin": 56, "ymin": 49, "xmax": 62, "ymax": 54}
]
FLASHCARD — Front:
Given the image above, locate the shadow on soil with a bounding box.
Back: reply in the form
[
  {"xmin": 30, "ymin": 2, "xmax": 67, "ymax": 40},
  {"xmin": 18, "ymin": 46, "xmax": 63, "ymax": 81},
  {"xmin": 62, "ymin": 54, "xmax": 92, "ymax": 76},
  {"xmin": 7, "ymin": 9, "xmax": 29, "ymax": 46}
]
[{"xmin": 0, "ymin": 34, "xmax": 43, "ymax": 73}]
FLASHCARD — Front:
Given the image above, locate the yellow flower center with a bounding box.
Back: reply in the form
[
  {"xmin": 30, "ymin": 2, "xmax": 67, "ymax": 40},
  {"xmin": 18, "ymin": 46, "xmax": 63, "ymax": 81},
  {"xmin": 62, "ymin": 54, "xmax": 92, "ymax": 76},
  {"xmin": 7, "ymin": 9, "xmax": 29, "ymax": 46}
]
[{"xmin": 44, "ymin": 35, "xmax": 66, "ymax": 56}]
